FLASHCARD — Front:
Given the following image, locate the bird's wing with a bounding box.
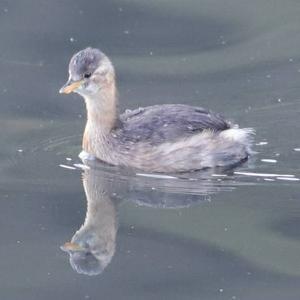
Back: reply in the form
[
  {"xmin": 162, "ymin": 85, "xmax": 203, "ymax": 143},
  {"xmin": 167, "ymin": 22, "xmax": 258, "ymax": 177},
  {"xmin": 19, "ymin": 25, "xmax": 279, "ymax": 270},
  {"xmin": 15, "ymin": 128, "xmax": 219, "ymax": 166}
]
[{"xmin": 117, "ymin": 104, "xmax": 231, "ymax": 145}]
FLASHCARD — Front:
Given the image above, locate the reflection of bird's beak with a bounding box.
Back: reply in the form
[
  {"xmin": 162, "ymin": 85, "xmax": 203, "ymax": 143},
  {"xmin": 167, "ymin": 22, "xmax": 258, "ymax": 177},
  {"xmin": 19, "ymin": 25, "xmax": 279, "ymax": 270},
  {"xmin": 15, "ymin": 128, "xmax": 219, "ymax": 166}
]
[
  {"xmin": 60, "ymin": 242, "xmax": 85, "ymax": 252},
  {"xmin": 59, "ymin": 80, "xmax": 83, "ymax": 94}
]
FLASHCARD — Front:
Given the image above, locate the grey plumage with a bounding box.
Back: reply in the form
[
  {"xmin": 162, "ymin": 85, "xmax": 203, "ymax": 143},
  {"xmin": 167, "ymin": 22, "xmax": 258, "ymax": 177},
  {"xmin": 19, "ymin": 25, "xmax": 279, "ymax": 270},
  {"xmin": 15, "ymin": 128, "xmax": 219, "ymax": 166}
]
[{"xmin": 118, "ymin": 104, "xmax": 230, "ymax": 145}]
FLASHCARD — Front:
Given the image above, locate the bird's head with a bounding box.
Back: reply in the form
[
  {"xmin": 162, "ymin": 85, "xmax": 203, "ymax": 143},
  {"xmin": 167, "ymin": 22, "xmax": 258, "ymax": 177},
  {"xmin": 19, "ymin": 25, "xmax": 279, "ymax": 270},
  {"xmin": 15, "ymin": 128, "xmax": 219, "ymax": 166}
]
[{"xmin": 59, "ymin": 47, "xmax": 115, "ymax": 97}]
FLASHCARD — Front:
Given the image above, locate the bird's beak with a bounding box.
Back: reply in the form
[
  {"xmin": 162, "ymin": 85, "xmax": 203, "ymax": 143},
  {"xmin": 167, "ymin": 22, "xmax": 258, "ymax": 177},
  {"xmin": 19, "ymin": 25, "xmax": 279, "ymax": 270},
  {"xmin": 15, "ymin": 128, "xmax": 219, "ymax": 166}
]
[
  {"xmin": 59, "ymin": 79, "xmax": 83, "ymax": 94},
  {"xmin": 60, "ymin": 242, "xmax": 85, "ymax": 252}
]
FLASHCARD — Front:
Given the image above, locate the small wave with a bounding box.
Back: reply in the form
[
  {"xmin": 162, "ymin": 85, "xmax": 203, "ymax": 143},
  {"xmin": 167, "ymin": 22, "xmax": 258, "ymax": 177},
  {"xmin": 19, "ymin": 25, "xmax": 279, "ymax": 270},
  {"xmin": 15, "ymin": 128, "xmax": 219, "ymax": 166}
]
[{"xmin": 234, "ymin": 171, "xmax": 295, "ymax": 178}]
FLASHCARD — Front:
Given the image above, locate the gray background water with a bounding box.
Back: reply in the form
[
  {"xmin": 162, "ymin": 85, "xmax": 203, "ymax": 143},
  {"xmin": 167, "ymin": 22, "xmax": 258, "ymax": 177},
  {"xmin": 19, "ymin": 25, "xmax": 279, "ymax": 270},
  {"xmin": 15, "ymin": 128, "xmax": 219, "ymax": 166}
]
[{"xmin": 1, "ymin": 0, "xmax": 300, "ymax": 299}]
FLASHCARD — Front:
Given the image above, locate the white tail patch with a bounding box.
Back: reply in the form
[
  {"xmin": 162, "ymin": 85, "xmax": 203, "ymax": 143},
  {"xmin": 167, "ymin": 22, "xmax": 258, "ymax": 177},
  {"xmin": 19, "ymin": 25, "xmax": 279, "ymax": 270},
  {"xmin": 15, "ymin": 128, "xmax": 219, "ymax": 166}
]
[{"xmin": 220, "ymin": 128, "xmax": 255, "ymax": 143}]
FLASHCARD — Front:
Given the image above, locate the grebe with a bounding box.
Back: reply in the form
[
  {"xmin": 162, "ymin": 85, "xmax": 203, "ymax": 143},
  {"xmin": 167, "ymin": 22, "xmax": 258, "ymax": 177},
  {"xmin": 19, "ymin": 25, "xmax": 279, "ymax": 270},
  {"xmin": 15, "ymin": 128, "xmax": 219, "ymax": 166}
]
[{"xmin": 60, "ymin": 47, "xmax": 254, "ymax": 172}]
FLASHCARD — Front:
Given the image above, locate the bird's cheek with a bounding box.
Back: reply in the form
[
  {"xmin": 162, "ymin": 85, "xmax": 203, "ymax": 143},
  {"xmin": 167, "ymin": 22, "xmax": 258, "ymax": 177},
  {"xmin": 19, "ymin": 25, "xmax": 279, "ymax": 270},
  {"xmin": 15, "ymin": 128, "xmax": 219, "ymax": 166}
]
[{"xmin": 83, "ymin": 80, "xmax": 101, "ymax": 95}]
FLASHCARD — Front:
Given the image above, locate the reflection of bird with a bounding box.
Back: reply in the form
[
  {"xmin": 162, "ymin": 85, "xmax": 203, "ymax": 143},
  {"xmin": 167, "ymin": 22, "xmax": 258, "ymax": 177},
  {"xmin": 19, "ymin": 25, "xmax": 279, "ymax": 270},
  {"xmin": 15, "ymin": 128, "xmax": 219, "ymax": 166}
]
[
  {"xmin": 61, "ymin": 170, "xmax": 117, "ymax": 276},
  {"xmin": 60, "ymin": 164, "xmax": 235, "ymax": 276},
  {"xmin": 60, "ymin": 47, "xmax": 254, "ymax": 172}
]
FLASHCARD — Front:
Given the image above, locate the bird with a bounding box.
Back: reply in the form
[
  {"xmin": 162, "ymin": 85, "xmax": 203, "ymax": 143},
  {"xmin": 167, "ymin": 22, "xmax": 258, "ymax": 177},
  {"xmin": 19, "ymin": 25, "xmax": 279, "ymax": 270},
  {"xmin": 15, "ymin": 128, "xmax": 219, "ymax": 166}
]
[{"xmin": 60, "ymin": 47, "xmax": 254, "ymax": 173}]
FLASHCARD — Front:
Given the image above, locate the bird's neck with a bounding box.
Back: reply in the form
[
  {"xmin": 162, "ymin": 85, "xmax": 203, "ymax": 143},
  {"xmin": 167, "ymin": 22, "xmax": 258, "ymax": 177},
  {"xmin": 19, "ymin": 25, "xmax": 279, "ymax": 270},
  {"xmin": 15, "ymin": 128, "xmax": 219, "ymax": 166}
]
[{"xmin": 84, "ymin": 82, "xmax": 119, "ymax": 134}]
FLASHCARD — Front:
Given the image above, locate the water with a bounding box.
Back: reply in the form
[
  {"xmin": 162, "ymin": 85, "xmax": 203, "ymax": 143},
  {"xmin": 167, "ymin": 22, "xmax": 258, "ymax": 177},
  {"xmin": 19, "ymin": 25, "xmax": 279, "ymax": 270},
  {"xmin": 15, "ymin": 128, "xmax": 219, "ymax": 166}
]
[{"xmin": 1, "ymin": 0, "xmax": 300, "ymax": 299}]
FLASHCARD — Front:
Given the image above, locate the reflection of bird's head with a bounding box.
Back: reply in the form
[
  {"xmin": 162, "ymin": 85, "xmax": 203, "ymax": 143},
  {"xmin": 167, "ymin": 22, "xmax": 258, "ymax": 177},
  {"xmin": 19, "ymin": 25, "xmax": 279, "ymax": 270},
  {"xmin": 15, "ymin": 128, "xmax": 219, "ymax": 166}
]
[
  {"xmin": 59, "ymin": 47, "xmax": 115, "ymax": 97},
  {"xmin": 61, "ymin": 229, "xmax": 114, "ymax": 276}
]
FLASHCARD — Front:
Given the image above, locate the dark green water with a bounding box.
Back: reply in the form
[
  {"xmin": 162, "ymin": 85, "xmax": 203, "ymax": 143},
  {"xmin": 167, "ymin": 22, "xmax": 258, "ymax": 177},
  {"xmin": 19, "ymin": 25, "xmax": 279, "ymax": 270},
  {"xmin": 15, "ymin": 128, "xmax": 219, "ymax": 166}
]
[{"xmin": 1, "ymin": 0, "xmax": 300, "ymax": 299}]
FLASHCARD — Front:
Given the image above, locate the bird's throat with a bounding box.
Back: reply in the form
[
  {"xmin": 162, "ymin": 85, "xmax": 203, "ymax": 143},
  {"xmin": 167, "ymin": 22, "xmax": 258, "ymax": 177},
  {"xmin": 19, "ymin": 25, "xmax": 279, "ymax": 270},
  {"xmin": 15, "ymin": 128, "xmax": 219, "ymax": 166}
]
[
  {"xmin": 82, "ymin": 84, "xmax": 119, "ymax": 153},
  {"xmin": 85, "ymin": 83, "xmax": 118, "ymax": 129}
]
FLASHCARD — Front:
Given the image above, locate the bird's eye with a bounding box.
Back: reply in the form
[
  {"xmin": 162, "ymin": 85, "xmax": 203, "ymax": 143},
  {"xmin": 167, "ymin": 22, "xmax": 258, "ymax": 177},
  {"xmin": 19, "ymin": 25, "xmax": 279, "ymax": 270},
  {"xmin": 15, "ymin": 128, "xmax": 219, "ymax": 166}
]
[{"xmin": 84, "ymin": 73, "xmax": 91, "ymax": 79}]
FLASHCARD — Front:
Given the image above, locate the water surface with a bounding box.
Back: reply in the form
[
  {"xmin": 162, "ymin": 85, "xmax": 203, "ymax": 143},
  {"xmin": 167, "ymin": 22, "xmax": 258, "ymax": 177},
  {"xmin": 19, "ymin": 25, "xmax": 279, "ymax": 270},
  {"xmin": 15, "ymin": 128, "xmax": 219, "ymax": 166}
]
[{"xmin": 1, "ymin": 0, "xmax": 300, "ymax": 299}]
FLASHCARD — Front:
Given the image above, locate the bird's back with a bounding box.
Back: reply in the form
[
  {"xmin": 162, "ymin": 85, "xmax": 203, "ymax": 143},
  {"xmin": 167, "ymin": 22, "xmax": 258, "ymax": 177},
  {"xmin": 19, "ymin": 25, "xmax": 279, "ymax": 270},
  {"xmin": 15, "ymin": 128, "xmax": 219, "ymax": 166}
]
[{"xmin": 117, "ymin": 104, "xmax": 231, "ymax": 145}]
